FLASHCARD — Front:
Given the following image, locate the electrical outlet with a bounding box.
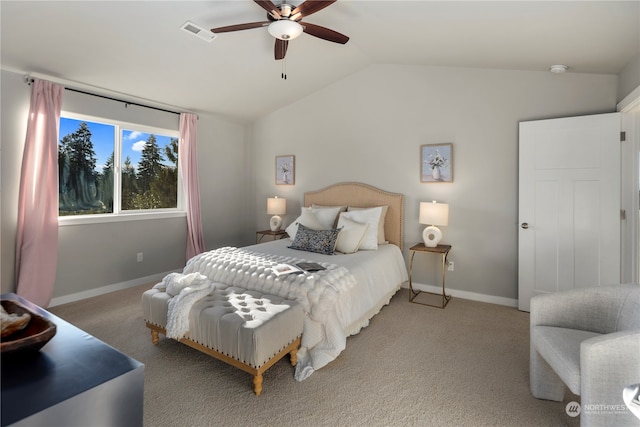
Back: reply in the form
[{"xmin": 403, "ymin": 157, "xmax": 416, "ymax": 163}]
[
  {"xmin": 137, "ymin": 252, "xmax": 143, "ymax": 262},
  {"xmin": 447, "ymin": 261, "xmax": 454, "ymax": 271}
]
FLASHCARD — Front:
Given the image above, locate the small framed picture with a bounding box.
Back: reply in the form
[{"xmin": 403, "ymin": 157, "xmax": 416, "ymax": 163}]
[
  {"xmin": 276, "ymin": 155, "xmax": 295, "ymax": 185},
  {"xmin": 421, "ymin": 143, "xmax": 453, "ymax": 183}
]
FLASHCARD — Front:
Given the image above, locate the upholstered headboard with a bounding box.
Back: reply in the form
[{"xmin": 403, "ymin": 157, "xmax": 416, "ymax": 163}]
[{"xmin": 304, "ymin": 182, "xmax": 404, "ymax": 249}]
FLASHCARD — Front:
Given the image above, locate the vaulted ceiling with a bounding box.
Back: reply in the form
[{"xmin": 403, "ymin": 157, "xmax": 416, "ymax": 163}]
[{"xmin": 2, "ymin": 1, "xmax": 638, "ymax": 122}]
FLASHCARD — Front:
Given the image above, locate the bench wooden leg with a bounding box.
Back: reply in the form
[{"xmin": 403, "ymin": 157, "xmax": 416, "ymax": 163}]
[
  {"xmin": 289, "ymin": 348, "xmax": 298, "ymax": 366},
  {"xmin": 150, "ymin": 330, "xmax": 159, "ymax": 345},
  {"xmin": 253, "ymin": 374, "xmax": 263, "ymax": 396}
]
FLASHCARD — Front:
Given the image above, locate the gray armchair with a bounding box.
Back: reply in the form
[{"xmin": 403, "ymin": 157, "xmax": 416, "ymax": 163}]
[{"xmin": 530, "ymin": 284, "xmax": 640, "ymax": 426}]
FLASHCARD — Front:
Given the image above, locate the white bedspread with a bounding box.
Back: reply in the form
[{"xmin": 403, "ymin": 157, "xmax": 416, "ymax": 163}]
[
  {"xmin": 182, "ymin": 246, "xmax": 358, "ymax": 380},
  {"xmin": 246, "ymin": 239, "xmax": 409, "ymax": 336}
]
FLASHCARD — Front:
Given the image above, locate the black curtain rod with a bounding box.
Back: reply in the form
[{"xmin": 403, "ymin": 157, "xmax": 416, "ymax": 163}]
[
  {"xmin": 25, "ymin": 76, "xmax": 182, "ymax": 116},
  {"xmin": 65, "ymin": 87, "xmax": 181, "ymax": 116}
]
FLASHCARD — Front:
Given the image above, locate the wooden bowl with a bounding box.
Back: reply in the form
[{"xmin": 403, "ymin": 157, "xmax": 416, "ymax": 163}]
[{"xmin": 1, "ymin": 300, "xmax": 56, "ymax": 353}]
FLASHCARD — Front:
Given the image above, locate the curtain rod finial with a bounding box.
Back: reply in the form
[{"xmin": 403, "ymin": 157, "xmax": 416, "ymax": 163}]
[{"xmin": 24, "ymin": 75, "xmax": 34, "ymax": 85}]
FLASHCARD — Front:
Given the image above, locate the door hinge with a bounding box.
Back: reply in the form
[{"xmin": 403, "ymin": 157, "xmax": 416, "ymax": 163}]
[
  {"xmin": 621, "ymin": 209, "xmax": 626, "ymax": 220},
  {"xmin": 621, "ymin": 131, "xmax": 626, "ymax": 142}
]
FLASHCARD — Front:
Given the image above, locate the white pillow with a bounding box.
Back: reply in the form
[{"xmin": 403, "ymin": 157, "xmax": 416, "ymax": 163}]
[
  {"xmin": 347, "ymin": 206, "xmax": 388, "ymax": 244},
  {"xmin": 308, "ymin": 206, "xmax": 344, "ymax": 229},
  {"xmin": 335, "ymin": 216, "xmax": 369, "ymax": 254},
  {"xmin": 285, "ymin": 209, "xmax": 324, "ymax": 240},
  {"xmin": 340, "ymin": 207, "xmax": 383, "ymax": 250}
]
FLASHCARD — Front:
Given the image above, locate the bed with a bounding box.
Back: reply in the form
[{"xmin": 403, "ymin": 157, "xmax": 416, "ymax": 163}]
[{"xmin": 142, "ymin": 182, "xmax": 408, "ymax": 384}]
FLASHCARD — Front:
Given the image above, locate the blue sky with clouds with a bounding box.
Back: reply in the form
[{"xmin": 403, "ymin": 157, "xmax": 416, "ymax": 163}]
[{"xmin": 59, "ymin": 117, "xmax": 176, "ymax": 171}]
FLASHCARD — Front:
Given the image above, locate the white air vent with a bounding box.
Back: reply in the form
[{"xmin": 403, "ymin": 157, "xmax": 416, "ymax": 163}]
[{"xmin": 180, "ymin": 21, "xmax": 216, "ymax": 42}]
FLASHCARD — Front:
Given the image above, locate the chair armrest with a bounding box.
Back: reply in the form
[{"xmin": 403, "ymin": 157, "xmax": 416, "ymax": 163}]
[
  {"xmin": 581, "ymin": 330, "xmax": 640, "ymax": 409},
  {"xmin": 530, "ymin": 285, "xmax": 633, "ymax": 333}
]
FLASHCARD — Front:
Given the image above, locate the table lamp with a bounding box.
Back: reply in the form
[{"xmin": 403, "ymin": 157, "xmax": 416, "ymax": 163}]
[
  {"xmin": 419, "ymin": 201, "xmax": 449, "ymax": 247},
  {"xmin": 267, "ymin": 197, "xmax": 286, "ymax": 231}
]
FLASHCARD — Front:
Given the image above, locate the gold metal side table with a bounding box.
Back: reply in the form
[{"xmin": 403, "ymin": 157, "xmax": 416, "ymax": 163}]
[{"xmin": 408, "ymin": 243, "xmax": 452, "ymax": 308}]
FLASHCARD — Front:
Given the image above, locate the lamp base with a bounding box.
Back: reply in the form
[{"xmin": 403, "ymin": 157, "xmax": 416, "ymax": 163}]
[
  {"xmin": 270, "ymin": 215, "xmax": 283, "ymax": 231},
  {"xmin": 422, "ymin": 226, "xmax": 442, "ymax": 247}
]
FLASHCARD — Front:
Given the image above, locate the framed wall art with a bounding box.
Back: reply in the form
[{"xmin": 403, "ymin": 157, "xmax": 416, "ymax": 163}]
[
  {"xmin": 275, "ymin": 155, "xmax": 295, "ymax": 185},
  {"xmin": 421, "ymin": 143, "xmax": 453, "ymax": 183}
]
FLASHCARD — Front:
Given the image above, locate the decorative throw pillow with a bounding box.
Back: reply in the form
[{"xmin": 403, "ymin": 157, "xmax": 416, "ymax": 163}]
[
  {"xmin": 311, "ymin": 204, "xmax": 347, "ymax": 227},
  {"xmin": 288, "ymin": 224, "xmax": 341, "ymax": 255},
  {"xmin": 335, "ymin": 216, "xmax": 369, "ymax": 254},
  {"xmin": 308, "ymin": 205, "xmax": 344, "ymax": 229},
  {"xmin": 348, "ymin": 206, "xmax": 388, "ymax": 244},
  {"xmin": 285, "ymin": 209, "xmax": 324, "ymax": 240},
  {"xmin": 341, "ymin": 207, "xmax": 383, "ymax": 250}
]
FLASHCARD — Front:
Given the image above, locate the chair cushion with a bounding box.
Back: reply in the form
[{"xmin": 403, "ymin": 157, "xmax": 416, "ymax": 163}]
[
  {"xmin": 531, "ymin": 326, "xmax": 601, "ymax": 395},
  {"xmin": 618, "ymin": 286, "xmax": 640, "ymax": 331}
]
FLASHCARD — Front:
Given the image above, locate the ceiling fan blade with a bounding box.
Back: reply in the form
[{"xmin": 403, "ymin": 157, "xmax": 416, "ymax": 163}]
[
  {"xmin": 211, "ymin": 21, "xmax": 270, "ymax": 34},
  {"xmin": 302, "ymin": 22, "xmax": 349, "ymax": 44},
  {"xmin": 253, "ymin": 0, "xmax": 281, "ymax": 19},
  {"xmin": 274, "ymin": 39, "xmax": 288, "ymax": 60},
  {"xmin": 291, "ymin": 0, "xmax": 337, "ymax": 18}
]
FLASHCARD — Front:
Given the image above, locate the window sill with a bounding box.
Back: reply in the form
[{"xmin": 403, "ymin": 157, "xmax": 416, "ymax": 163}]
[{"xmin": 58, "ymin": 210, "xmax": 186, "ymax": 227}]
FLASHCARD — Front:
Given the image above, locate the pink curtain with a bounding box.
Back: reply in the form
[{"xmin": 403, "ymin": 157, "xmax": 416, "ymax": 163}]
[
  {"xmin": 179, "ymin": 113, "xmax": 205, "ymax": 260},
  {"xmin": 15, "ymin": 79, "xmax": 64, "ymax": 307}
]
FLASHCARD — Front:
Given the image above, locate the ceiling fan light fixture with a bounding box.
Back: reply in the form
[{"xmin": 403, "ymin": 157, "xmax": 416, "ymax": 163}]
[
  {"xmin": 280, "ymin": 4, "xmax": 292, "ymax": 18},
  {"xmin": 268, "ymin": 20, "xmax": 303, "ymax": 40},
  {"xmin": 549, "ymin": 64, "xmax": 568, "ymax": 73}
]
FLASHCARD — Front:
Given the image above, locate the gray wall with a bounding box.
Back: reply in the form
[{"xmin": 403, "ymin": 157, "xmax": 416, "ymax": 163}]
[
  {"xmin": 1, "ymin": 70, "xmax": 32, "ymax": 295},
  {"xmin": 252, "ymin": 64, "xmax": 618, "ymax": 303},
  {"xmin": 0, "ymin": 64, "xmax": 626, "ymax": 305},
  {"xmin": 618, "ymin": 52, "xmax": 640, "ymax": 102},
  {"xmin": 0, "ymin": 69, "xmax": 250, "ymax": 299}
]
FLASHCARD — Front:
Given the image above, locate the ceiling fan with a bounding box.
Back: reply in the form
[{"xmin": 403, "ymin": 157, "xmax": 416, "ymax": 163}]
[{"xmin": 210, "ymin": 0, "xmax": 349, "ymax": 61}]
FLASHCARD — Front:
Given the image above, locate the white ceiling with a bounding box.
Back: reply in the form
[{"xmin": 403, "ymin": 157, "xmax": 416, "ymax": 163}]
[{"xmin": 2, "ymin": 1, "xmax": 638, "ymax": 123}]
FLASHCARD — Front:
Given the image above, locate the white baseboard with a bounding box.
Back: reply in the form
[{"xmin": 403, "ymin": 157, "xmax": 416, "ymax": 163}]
[
  {"xmin": 403, "ymin": 282, "xmax": 518, "ymax": 308},
  {"xmin": 49, "ymin": 275, "xmax": 517, "ymax": 309},
  {"xmin": 49, "ymin": 270, "xmax": 178, "ymax": 307}
]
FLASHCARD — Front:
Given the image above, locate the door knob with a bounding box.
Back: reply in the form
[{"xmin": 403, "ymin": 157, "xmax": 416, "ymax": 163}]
[{"xmin": 521, "ymin": 222, "xmax": 529, "ymax": 229}]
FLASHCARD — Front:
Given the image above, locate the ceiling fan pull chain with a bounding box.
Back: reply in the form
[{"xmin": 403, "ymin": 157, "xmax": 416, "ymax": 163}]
[{"xmin": 282, "ymin": 58, "xmax": 287, "ymax": 80}]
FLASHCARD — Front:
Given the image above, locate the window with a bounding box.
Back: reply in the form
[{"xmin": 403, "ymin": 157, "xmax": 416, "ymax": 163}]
[{"xmin": 58, "ymin": 114, "xmax": 181, "ymax": 220}]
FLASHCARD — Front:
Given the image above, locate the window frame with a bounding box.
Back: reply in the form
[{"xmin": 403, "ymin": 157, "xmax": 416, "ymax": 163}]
[{"xmin": 58, "ymin": 111, "xmax": 185, "ymax": 227}]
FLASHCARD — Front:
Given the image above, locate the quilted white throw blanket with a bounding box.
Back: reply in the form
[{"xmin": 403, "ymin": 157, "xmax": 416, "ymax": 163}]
[{"xmin": 183, "ymin": 247, "xmax": 357, "ymax": 381}]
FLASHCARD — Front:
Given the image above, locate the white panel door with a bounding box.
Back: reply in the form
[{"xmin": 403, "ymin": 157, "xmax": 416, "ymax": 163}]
[{"xmin": 518, "ymin": 113, "xmax": 621, "ymax": 311}]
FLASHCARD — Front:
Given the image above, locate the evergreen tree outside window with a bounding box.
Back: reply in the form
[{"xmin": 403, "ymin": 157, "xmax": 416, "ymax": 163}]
[{"xmin": 58, "ymin": 115, "xmax": 180, "ymax": 217}]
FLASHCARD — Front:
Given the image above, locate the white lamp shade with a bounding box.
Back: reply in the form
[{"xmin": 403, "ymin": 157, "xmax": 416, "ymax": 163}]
[
  {"xmin": 267, "ymin": 197, "xmax": 286, "ymax": 215},
  {"xmin": 419, "ymin": 201, "xmax": 449, "ymax": 226},
  {"xmin": 268, "ymin": 20, "xmax": 303, "ymax": 40}
]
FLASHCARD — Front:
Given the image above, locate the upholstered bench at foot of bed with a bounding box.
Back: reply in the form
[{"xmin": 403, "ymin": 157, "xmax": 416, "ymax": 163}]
[{"xmin": 142, "ymin": 285, "xmax": 304, "ymax": 396}]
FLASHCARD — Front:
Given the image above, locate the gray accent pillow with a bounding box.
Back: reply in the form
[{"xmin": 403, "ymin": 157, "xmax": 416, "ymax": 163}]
[{"xmin": 288, "ymin": 224, "xmax": 341, "ymax": 255}]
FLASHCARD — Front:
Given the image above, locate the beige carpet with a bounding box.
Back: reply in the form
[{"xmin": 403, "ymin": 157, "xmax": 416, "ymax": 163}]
[{"xmin": 49, "ymin": 285, "xmax": 580, "ymax": 427}]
